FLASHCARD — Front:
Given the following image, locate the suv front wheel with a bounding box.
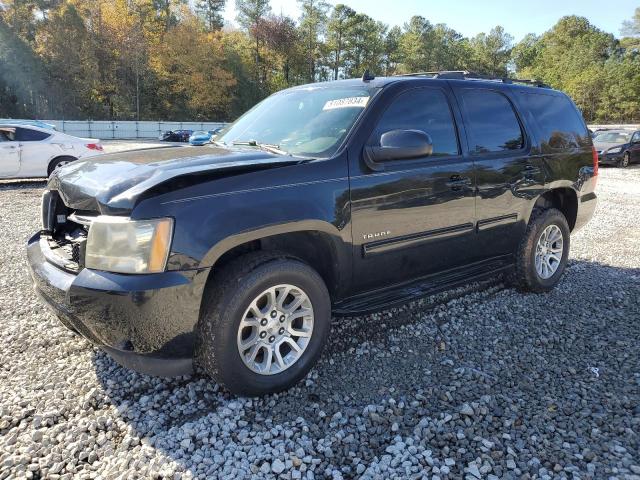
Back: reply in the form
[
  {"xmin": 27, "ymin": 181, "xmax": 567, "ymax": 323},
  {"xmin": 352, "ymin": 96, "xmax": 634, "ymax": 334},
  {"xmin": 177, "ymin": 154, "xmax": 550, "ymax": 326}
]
[
  {"xmin": 513, "ymin": 208, "xmax": 570, "ymax": 293},
  {"xmin": 196, "ymin": 252, "xmax": 331, "ymax": 396}
]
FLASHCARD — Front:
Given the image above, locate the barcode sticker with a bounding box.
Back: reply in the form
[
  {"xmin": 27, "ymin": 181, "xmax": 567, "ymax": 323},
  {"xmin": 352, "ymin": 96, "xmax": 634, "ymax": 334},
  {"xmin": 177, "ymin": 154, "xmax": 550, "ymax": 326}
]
[{"xmin": 323, "ymin": 97, "xmax": 369, "ymax": 110}]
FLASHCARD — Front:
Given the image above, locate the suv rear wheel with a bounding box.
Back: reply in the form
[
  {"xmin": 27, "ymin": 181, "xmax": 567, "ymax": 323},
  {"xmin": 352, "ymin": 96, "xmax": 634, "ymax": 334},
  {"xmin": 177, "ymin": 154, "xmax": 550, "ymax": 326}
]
[
  {"xmin": 196, "ymin": 252, "xmax": 331, "ymax": 396},
  {"xmin": 513, "ymin": 208, "xmax": 570, "ymax": 293}
]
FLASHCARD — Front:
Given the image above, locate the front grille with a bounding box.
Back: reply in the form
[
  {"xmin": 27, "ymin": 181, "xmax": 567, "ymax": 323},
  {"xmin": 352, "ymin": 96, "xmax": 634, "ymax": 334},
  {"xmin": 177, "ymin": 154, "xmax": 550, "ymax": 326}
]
[
  {"xmin": 41, "ymin": 190, "xmax": 93, "ymax": 272},
  {"xmin": 71, "ymin": 243, "xmax": 81, "ymax": 264}
]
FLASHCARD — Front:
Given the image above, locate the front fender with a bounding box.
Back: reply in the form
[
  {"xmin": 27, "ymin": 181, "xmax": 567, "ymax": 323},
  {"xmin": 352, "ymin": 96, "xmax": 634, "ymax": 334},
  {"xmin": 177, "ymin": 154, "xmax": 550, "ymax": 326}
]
[
  {"xmin": 131, "ymin": 156, "xmax": 352, "ymax": 273},
  {"xmin": 198, "ymin": 219, "xmax": 345, "ymax": 268}
]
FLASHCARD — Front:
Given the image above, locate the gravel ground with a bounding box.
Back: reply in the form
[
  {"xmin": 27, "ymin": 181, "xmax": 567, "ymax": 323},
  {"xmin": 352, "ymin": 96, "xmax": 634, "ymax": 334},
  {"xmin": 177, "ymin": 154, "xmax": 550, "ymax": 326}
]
[{"xmin": 1, "ymin": 166, "xmax": 639, "ymax": 480}]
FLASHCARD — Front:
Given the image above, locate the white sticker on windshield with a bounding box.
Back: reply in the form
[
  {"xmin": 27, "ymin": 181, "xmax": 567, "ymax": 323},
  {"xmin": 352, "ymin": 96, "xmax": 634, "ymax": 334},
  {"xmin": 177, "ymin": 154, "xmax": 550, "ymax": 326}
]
[{"xmin": 323, "ymin": 96, "xmax": 369, "ymax": 110}]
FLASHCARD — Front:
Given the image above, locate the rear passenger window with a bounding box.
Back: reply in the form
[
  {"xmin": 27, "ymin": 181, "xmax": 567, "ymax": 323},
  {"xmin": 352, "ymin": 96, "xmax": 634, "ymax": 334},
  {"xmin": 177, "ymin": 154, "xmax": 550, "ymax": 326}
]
[
  {"xmin": 15, "ymin": 127, "xmax": 51, "ymax": 142},
  {"xmin": 460, "ymin": 89, "xmax": 524, "ymax": 154},
  {"xmin": 372, "ymin": 88, "xmax": 459, "ymax": 157},
  {"xmin": 519, "ymin": 93, "xmax": 589, "ymax": 151}
]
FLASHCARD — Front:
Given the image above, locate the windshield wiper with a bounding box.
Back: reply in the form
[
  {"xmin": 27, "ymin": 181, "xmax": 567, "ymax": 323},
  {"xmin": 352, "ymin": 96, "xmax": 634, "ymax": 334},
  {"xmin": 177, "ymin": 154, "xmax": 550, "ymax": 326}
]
[{"xmin": 231, "ymin": 140, "xmax": 290, "ymax": 156}]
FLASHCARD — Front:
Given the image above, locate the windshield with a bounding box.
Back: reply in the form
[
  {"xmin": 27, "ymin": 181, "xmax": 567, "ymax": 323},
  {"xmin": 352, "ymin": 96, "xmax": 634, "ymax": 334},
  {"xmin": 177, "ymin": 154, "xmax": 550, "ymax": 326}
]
[
  {"xmin": 594, "ymin": 131, "xmax": 632, "ymax": 143},
  {"xmin": 192, "ymin": 131, "xmax": 208, "ymax": 136},
  {"xmin": 216, "ymin": 85, "xmax": 378, "ymax": 158}
]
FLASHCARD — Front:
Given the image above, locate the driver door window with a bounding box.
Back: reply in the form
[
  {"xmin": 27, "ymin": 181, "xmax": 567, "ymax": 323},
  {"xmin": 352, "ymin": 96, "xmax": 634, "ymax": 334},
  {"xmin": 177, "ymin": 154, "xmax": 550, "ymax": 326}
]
[{"xmin": 370, "ymin": 88, "xmax": 460, "ymax": 157}]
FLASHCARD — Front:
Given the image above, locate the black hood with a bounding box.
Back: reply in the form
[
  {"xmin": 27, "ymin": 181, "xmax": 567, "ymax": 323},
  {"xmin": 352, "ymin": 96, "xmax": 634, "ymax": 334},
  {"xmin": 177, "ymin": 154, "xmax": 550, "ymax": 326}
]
[{"xmin": 48, "ymin": 145, "xmax": 301, "ymax": 214}]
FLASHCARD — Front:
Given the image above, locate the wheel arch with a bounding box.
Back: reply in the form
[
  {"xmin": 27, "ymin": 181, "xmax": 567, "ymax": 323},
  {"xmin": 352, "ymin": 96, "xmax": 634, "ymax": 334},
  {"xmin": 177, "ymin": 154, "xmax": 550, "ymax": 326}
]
[
  {"xmin": 199, "ymin": 223, "xmax": 351, "ymax": 304},
  {"xmin": 532, "ymin": 187, "xmax": 579, "ymax": 231},
  {"xmin": 47, "ymin": 155, "xmax": 77, "ymax": 176}
]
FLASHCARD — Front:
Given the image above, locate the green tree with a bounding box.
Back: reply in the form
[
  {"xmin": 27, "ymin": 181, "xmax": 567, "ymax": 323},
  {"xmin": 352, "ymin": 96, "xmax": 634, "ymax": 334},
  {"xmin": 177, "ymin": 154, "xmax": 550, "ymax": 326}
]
[
  {"xmin": 382, "ymin": 25, "xmax": 402, "ymax": 75},
  {"xmin": 517, "ymin": 16, "xmax": 618, "ymax": 120},
  {"xmin": 597, "ymin": 56, "xmax": 640, "ymax": 122},
  {"xmin": 0, "ymin": 15, "xmax": 68, "ymax": 118},
  {"xmin": 431, "ymin": 23, "xmax": 469, "ymax": 71},
  {"xmin": 326, "ymin": 4, "xmax": 355, "ymax": 80},
  {"xmin": 152, "ymin": 15, "xmax": 236, "ymax": 119},
  {"xmin": 468, "ymin": 26, "xmax": 513, "ymax": 76},
  {"xmin": 258, "ymin": 14, "xmax": 302, "ymax": 87},
  {"xmin": 235, "ymin": 0, "xmax": 271, "ymax": 87},
  {"xmin": 511, "ymin": 33, "xmax": 541, "ymax": 72},
  {"xmin": 0, "ymin": 0, "xmax": 43, "ymax": 41},
  {"xmin": 297, "ymin": 0, "xmax": 329, "ymax": 82},
  {"xmin": 35, "ymin": 2, "xmax": 101, "ymax": 117},
  {"xmin": 196, "ymin": 0, "xmax": 226, "ymax": 31},
  {"xmin": 621, "ymin": 6, "xmax": 640, "ymax": 37},
  {"xmin": 398, "ymin": 16, "xmax": 436, "ymax": 73},
  {"xmin": 343, "ymin": 13, "xmax": 386, "ymax": 77},
  {"xmin": 621, "ymin": 7, "xmax": 640, "ymax": 51}
]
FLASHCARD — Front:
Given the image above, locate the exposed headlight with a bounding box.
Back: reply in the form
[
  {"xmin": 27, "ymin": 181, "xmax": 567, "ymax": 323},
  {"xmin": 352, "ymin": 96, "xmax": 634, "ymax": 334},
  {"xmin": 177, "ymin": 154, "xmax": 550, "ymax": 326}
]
[
  {"xmin": 85, "ymin": 216, "xmax": 174, "ymax": 274},
  {"xmin": 607, "ymin": 147, "xmax": 622, "ymax": 154}
]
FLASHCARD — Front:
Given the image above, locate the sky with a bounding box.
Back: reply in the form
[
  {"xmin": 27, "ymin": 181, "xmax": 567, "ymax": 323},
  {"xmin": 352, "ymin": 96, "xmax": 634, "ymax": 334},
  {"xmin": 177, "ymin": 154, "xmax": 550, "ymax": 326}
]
[{"xmin": 222, "ymin": 0, "xmax": 638, "ymax": 41}]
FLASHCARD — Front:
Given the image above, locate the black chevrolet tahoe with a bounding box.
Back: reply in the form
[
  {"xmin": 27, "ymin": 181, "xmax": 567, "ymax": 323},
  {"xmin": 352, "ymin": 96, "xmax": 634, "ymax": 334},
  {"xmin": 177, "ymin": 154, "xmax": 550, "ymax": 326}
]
[{"xmin": 27, "ymin": 72, "xmax": 598, "ymax": 396}]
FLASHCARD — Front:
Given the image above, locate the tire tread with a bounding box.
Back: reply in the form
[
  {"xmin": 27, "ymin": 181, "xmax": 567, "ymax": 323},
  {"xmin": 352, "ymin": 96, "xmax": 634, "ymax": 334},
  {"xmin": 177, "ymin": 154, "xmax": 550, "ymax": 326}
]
[{"xmin": 513, "ymin": 207, "xmax": 569, "ymax": 293}]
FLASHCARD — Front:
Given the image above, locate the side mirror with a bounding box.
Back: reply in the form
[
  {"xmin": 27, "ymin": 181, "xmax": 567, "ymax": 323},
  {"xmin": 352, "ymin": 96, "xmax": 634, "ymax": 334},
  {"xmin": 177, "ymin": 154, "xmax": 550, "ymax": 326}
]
[{"xmin": 364, "ymin": 129, "xmax": 433, "ymax": 170}]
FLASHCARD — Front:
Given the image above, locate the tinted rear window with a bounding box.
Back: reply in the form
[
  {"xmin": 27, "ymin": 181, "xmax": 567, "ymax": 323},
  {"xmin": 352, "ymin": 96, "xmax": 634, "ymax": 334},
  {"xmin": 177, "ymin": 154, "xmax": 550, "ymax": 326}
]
[
  {"xmin": 460, "ymin": 89, "xmax": 524, "ymax": 154},
  {"xmin": 15, "ymin": 127, "xmax": 51, "ymax": 141},
  {"xmin": 519, "ymin": 92, "xmax": 589, "ymax": 151}
]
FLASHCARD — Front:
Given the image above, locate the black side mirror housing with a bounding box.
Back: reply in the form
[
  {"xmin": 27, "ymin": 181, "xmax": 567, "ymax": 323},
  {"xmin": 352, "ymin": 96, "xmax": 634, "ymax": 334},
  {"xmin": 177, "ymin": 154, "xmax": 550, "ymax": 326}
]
[{"xmin": 364, "ymin": 129, "xmax": 433, "ymax": 170}]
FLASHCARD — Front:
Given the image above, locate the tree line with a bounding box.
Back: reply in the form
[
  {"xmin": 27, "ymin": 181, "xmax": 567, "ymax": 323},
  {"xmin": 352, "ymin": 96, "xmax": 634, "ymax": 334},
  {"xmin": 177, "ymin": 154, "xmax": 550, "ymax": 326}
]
[{"xmin": 0, "ymin": 1, "xmax": 639, "ymax": 123}]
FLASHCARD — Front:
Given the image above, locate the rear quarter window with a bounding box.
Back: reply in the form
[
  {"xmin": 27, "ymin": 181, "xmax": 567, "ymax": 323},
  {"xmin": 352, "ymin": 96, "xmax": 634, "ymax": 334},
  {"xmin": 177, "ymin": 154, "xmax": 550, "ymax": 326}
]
[
  {"xmin": 14, "ymin": 127, "xmax": 51, "ymax": 142},
  {"xmin": 519, "ymin": 92, "xmax": 590, "ymax": 151}
]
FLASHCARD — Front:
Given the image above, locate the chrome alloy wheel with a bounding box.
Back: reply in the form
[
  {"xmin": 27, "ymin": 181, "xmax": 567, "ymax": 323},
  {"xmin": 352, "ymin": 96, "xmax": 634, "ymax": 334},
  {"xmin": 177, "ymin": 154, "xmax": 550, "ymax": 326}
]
[
  {"xmin": 534, "ymin": 224, "xmax": 564, "ymax": 280},
  {"xmin": 622, "ymin": 153, "xmax": 630, "ymax": 167},
  {"xmin": 236, "ymin": 284, "xmax": 314, "ymax": 375}
]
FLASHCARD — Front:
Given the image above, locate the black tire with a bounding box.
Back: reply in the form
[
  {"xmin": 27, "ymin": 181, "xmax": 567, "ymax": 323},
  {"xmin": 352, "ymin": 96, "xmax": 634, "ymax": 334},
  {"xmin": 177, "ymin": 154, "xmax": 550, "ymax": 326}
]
[
  {"xmin": 618, "ymin": 152, "xmax": 630, "ymax": 168},
  {"xmin": 195, "ymin": 252, "xmax": 331, "ymax": 396},
  {"xmin": 512, "ymin": 208, "xmax": 570, "ymax": 293},
  {"xmin": 47, "ymin": 156, "xmax": 77, "ymax": 176}
]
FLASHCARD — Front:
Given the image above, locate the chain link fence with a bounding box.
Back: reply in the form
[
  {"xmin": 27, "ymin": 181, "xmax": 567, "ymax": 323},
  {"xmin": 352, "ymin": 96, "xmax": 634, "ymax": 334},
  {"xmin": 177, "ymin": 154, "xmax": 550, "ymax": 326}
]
[{"xmin": 39, "ymin": 120, "xmax": 228, "ymax": 139}]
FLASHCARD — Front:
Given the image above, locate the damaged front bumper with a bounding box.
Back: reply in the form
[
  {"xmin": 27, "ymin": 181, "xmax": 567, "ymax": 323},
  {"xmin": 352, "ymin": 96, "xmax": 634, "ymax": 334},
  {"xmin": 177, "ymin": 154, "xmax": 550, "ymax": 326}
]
[{"xmin": 26, "ymin": 232, "xmax": 211, "ymax": 377}]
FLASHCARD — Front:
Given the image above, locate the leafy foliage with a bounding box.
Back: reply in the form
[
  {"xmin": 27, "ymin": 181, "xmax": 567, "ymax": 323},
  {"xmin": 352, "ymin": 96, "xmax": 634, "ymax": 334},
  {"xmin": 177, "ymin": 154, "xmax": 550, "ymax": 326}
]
[{"xmin": 0, "ymin": 2, "xmax": 639, "ymax": 122}]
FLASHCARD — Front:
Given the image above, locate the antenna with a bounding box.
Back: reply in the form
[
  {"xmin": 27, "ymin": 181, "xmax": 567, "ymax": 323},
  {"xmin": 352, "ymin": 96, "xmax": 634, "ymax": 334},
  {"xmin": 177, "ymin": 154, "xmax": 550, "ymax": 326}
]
[{"xmin": 362, "ymin": 69, "xmax": 375, "ymax": 82}]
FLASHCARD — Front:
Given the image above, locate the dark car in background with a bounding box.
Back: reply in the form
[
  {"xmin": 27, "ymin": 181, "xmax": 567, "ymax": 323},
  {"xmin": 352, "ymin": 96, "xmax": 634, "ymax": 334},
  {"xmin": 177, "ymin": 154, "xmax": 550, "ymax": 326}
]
[
  {"xmin": 27, "ymin": 72, "xmax": 597, "ymax": 396},
  {"xmin": 593, "ymin": 129, "xmax": 640, "ymax": 167},
  {"xmin": 161, "ymin": 129, "xmax": 194, "ymax": 142}
]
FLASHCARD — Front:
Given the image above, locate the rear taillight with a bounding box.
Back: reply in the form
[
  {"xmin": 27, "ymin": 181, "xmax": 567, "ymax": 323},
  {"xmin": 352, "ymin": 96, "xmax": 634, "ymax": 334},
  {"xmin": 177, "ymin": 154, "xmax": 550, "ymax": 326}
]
[
  {"xmin": 591, "ymin": 146, "xmax": 598, "ymax": 188},
  {"xmin": 86, "ymin": 143, "xmax": 103, "ymax": 151}
]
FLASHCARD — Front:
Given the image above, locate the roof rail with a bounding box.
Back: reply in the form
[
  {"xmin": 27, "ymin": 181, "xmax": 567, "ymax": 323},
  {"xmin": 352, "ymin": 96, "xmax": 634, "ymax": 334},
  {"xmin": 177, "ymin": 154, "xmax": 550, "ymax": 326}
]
[{"xmin": 394, "ymin": 70, "xmax": 550, "ymax": 88}]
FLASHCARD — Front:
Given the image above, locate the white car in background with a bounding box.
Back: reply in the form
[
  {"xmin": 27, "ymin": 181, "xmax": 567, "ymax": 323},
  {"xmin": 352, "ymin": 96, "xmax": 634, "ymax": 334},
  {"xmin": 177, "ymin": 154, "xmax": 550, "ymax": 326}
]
[{"xmin": 0, "ymin": 123, "xmax": 103, "ymax": 178}]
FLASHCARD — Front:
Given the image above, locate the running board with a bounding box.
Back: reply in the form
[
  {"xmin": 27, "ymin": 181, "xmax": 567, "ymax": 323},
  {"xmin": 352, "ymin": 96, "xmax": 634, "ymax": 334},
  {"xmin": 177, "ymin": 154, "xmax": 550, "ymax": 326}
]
[{"xmin": 333, "ymin": 255, "xmax": 513, "ymax": 316}]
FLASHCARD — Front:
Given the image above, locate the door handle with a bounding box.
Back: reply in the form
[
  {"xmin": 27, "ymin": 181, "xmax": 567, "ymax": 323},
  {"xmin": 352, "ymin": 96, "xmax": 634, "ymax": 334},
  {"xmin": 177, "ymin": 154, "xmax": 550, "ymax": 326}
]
[{"xmin": 446, "ymin": 175, "xmax": 472, "ymax": 190}]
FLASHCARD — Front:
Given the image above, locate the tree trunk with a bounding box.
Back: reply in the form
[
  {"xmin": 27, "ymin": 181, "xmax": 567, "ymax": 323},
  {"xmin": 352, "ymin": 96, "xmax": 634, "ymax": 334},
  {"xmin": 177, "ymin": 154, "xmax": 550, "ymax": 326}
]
[{"xmin": 334, "ymin": 33, "xmax": 342, "ymax": 80}]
